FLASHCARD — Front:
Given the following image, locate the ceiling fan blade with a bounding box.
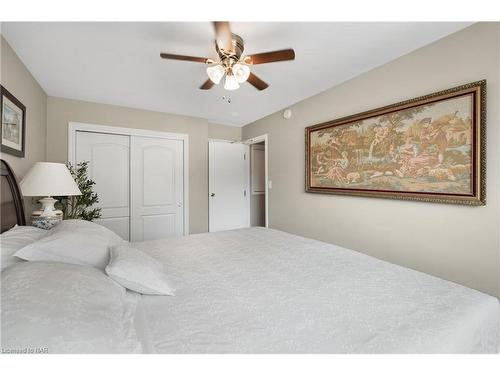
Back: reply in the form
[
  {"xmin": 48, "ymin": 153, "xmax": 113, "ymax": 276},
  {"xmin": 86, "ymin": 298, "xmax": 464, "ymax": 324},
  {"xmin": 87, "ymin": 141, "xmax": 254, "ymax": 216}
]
[
  {"xmin": 213, "ymin": 21, "xmax": 233, "ymax": 52},
  {"xmin": 160, "ymin": 53, "xmax": 209, "ymax": 63},
  {"xmin": 247, "ymin": 72, "xmax": 269, "ymax": 91},
  {"xmin": 245, "ymin": 49, "xmax": 295, "ymax": 65},
  {"xmin": 200, "ymin": 79, "xmax": 215, "ymax": 90}
]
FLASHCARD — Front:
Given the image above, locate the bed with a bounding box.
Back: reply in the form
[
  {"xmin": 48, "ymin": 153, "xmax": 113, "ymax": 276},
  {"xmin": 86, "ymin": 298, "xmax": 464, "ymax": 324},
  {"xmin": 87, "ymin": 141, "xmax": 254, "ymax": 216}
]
[{"xmin": 1, "ymin": 159, "xmax": 499, "ymax": 353}]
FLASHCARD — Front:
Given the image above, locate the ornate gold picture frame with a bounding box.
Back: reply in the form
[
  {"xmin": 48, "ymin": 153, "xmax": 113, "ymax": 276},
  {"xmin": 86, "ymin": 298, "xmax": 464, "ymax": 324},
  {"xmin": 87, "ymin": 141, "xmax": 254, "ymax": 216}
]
[{"xmin": 305, "ymin": 80, "xmax": 486, "ymax": 205}]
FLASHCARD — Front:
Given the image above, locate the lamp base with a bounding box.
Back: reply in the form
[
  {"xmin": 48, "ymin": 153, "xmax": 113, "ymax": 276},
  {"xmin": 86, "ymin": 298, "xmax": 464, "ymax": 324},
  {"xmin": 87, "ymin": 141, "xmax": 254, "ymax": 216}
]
[
  {"xmin": 37, "ymin": 196, "xmax": 61, "ymax": 217},
  {"xmin": 31, "ymin": 212, "xmax": 63, "ymax": 230}
]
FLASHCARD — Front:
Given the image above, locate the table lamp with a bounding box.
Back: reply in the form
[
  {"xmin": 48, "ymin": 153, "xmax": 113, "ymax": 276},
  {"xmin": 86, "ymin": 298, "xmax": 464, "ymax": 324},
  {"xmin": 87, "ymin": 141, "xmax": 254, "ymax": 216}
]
[{"xmin": 20, "ymin": 162, "xmax": 82, "ymax": 218}]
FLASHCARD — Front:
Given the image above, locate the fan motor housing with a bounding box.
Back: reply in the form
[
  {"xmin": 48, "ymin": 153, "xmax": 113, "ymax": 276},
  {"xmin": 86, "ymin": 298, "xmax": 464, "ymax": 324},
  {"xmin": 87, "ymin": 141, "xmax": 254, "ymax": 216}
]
[{"xmin": 216, "ymin": 33, "xmax": 245, "ymax": 61}]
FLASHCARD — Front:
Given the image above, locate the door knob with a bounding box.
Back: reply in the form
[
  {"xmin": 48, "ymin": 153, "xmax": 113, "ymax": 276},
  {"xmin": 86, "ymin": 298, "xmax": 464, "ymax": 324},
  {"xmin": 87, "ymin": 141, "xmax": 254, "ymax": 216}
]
[
  {"xmin": 176, "ymin": 202, "xmax": 183, "ymax": 207},
  {"xmin": 210, "ymin": 193, "xmax": 215, "ymax": 197}
]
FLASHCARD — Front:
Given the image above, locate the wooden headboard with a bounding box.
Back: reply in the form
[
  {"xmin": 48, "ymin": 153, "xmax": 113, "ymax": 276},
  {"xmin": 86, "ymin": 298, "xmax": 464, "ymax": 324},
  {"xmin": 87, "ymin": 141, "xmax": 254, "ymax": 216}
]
[{"xmin": 1, "ymin": 159, "xmax": 26, "ymax": 233}]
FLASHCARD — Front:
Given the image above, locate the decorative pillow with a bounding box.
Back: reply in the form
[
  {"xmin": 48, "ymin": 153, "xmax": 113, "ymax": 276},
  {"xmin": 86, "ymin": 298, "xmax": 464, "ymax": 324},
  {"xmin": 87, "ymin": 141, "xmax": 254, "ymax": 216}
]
[
  {"xmin": 0, "ymin": 225, "xmax": 48, "ymax": 270},
  {"xmin": 14, "ymin": 219, "xmax": 124, "ymax": 269},
  {"xmin": 1, "ymin": 261, "xmax": 142, "ymax": 353},
  {"xmin": 105, "ymin": 245, "xmax": 175, "ymax": 296}
]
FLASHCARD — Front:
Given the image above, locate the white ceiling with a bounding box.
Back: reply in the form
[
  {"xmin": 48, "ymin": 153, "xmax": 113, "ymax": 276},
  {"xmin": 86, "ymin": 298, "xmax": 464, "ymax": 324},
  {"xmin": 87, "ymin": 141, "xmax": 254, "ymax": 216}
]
[{"xmin": 1, "ymin": 22, "xmax": 471, "ymax": 127}]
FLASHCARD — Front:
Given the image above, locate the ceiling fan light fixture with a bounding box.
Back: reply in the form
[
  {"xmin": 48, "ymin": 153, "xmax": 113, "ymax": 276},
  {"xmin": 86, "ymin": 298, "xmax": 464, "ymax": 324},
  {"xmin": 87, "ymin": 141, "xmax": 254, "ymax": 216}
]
[
  {"xmin": 233, "ymin": 63, "xmax": 250, "ymax": 83},
  {"xmin": 224, "ymin": 73, "xmax": 240, "ymax": 91},
  {"xmin": 206, "ymin": 64, "xmax": 225, "ymax": 84},
  {"xmin": 160, "ymin": 22, "xmax": 295, "ymax": 91}
]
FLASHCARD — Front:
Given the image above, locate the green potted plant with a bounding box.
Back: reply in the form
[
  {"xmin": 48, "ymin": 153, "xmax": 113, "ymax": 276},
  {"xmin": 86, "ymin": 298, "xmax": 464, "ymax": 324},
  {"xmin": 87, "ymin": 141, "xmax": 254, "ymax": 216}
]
[{"xmin": 55, "ymin": 161, "xmax": 101, "ymax": 221}]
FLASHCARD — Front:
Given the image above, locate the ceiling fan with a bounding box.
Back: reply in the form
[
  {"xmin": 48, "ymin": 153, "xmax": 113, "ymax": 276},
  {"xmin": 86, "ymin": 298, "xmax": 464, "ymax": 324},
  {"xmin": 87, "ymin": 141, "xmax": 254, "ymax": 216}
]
[{"xmin": 160, "ymin": 22, "xmax": 295, "ymax": 91}]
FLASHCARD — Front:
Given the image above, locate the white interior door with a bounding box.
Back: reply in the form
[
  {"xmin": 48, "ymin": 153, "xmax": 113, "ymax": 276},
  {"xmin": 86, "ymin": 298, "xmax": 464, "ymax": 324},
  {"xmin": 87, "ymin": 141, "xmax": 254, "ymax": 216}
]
[
  {"xmin": 130, "ymin": 136, "xmax": 184, "ymax": 242},
  {"xmin": 209, "ymin": 141, "xmax": 249, "ymax": 232},
  {"xmin": 75, "ymin": 131, "xmax": 130, "ymax": 240}
]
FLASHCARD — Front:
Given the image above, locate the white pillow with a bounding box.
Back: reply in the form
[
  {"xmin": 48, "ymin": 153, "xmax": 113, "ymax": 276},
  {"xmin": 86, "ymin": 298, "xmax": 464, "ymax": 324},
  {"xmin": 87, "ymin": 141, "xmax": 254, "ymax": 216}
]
[
  {"xmin": 0, "ymin": 225, "xmax": 48, "ymax": 270},
  {"xmin": 105, "ymin": 245, "xmax": 175, "ymax": 296},
  {"xmin": 14, "ymin": 219, "xmax": 124, "ymax": 269},
  {"xmin": 1, "ymin": 261, "xmax": 141, "ymax": 353}
]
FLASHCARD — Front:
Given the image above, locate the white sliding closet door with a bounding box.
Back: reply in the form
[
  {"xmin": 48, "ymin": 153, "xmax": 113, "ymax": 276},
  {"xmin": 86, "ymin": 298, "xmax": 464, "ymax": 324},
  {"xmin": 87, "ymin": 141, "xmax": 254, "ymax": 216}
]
[
  {"xmin": 130, "ymin": 136, "xmax": 184, "ymax": 242},
  {"xmin": 75, "ymin": 131, "xmax": 130, "ymax": 240}
]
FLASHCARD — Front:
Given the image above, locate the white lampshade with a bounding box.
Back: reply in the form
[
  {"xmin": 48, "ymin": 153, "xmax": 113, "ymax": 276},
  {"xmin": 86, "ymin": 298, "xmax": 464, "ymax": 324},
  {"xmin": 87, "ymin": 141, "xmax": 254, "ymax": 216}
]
[
  {"xmin": 206, "ymin": 64, "xmax": 225, "ymax": 84},
  {"xmin": 224, "ymin": 73, "xmax": 240, "ymax": 90},
  {"xmin": 233, "ymin": 63, "xmax": 250, "ymax": 83},
  {"xmin": 20, "ymin": 162, "xmax": 82, "ymax": 197}
]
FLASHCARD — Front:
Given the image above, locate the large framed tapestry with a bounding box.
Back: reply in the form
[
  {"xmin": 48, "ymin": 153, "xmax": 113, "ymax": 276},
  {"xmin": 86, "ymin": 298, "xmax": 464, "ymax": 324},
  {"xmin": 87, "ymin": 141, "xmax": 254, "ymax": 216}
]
[{"xmin": 305, "ymin": 80, "xmax": 486, "ymax": 205}]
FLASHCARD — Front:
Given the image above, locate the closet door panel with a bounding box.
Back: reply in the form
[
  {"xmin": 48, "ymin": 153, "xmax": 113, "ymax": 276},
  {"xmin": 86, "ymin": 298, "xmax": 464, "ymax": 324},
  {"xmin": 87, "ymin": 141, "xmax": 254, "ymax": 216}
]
[
  {"xmin": 130, "ymin": 136, "xmax": 184, "ymax": 241},
  {"xmin": 142, "ymin": 214, "xmax": 176, "ymax": 241},
  {"xmin": 75, "ymin": 131, "xmax": 130, "ymax": 240},
  {"xmin": 95, "ymin": 217, "xmax": 129, "ymax": 241},
  {"xmin": 143, "ymin": 146, "xmax": 175, "ymax": 206}
]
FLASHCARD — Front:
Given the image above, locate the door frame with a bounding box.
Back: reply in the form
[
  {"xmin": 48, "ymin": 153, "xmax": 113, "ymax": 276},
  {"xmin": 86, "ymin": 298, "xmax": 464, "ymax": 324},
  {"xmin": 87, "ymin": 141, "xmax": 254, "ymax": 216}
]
[
  {"xmin": 207, "ymin": 138, "xmax": 250, "ymax": 232},
  {"xmin": 67, "ymin": 121, "xmax": 190, "ymax": 235},
  {"xmin": 243, "ymin": 134, "xmax": 269, "ymax": 228}
]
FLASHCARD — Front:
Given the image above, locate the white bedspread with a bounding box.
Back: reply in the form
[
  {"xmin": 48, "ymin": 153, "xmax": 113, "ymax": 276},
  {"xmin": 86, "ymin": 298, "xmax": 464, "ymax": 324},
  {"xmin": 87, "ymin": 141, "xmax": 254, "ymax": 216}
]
[{"xmin": 134, "ymin": 227, "xmax": 499, "ymax": 353}]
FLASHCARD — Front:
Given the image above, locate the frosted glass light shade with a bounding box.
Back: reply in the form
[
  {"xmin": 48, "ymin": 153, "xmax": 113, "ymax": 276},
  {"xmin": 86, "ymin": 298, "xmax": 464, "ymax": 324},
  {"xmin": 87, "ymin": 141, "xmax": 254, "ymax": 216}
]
[
  {"xmin": 20, "ymin": 162, "xmax": 82, "ymax": 197},
  {"xmin": 224, "ymin": 74, "xmax": 240, "ymax": 90},
  {"xmin": 233, "ymin": 63, "xmax": 250, "ymax": 83},
  {"xmin": 206, "ymin": 64, "xmax": 225, "ymax": 84}
]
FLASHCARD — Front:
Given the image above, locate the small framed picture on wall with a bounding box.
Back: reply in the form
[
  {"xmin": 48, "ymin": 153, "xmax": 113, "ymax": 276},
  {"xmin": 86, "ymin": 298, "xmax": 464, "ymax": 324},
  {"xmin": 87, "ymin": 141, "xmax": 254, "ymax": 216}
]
[{"xmin": 1, "ymin": 85, "xmax": 26, "ymax": 158}]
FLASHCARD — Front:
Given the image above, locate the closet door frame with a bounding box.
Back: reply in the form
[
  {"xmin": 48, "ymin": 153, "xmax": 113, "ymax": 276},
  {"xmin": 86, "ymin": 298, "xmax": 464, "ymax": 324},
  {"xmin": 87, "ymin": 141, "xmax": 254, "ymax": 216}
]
[{"xmin": 67, "ymin": 121, "xmax": 189, "ymax": 235}]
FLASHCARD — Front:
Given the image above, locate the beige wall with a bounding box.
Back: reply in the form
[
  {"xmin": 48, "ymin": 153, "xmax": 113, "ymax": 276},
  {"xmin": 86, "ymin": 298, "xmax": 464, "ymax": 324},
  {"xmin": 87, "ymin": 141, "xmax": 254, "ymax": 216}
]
[
  {"xmin": 47, "ymin": 97, "xmax": 239, "ymax": 234},
  {"xmin": 0, "ymin": 36, "xmax": 47, "ymax": 179},
  {"xmin": 208, "ymin": 122, "xmax": 242, "ymax": 141},
  {"xmin": 243, "ymin": 23, "xmax": 500, "ymax": 298}
]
